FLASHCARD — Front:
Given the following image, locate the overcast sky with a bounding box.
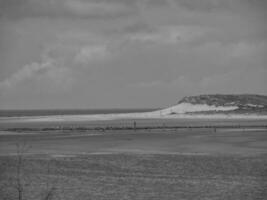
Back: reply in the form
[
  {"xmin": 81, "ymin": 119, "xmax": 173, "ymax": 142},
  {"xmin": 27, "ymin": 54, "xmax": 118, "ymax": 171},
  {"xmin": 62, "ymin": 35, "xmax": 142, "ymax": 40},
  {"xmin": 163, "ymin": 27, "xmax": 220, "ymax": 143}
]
[{"xmin": 0, "ymin": 0, "xmax": 266, "ymax": 109}]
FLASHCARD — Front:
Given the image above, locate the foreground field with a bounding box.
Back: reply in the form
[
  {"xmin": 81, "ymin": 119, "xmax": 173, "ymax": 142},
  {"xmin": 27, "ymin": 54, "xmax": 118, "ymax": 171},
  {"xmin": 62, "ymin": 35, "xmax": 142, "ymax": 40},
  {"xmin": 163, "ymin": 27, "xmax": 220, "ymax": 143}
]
[
  {"xmin": 1, "ymin": 153, "xmax": 267, "ymax": 200},
  {"xmin": 0, "ymin": 118, "xmax": 267, "ymax": 200}
]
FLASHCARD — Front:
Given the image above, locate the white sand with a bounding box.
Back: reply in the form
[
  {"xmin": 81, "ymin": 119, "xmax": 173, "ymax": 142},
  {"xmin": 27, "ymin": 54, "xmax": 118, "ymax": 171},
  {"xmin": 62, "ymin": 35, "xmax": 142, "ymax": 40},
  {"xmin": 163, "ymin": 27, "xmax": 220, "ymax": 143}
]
[{"xmin": 156, "ymin": 103, "xmax": 238, "ymax": 115}]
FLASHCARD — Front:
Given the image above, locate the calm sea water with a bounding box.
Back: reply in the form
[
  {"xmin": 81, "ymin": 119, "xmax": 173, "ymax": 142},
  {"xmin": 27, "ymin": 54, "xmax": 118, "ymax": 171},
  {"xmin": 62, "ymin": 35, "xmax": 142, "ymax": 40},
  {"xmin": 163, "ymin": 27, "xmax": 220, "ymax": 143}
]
[{"xmin": 0, "ymin": 109, "xmax": 157, "ymax": 117}]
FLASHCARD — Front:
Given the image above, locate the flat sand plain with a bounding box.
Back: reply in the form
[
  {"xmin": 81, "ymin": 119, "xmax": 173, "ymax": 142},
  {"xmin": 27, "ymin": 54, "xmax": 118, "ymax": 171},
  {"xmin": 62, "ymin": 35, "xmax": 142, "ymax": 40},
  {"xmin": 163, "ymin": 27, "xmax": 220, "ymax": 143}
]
[{"xmin": 0, "ymin": 118, "xmax": 267, "ymax": 200}]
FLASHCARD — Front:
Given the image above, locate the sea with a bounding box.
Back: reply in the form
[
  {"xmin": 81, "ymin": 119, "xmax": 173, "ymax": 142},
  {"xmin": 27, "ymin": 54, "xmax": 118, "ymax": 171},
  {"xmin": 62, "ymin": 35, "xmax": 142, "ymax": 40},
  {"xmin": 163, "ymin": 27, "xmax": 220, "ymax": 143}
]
[{"xmin": 0, "ymin": 109, "xmax": 157, "ymax": 117}]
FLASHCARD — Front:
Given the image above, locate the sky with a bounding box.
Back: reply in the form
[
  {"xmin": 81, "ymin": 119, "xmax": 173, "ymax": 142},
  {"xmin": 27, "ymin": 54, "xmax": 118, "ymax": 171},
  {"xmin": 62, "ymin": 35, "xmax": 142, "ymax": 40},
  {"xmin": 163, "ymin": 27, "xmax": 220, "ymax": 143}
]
[{"xmin": 0, "ymin": 0, "xmax": 266, "ymax": 109}]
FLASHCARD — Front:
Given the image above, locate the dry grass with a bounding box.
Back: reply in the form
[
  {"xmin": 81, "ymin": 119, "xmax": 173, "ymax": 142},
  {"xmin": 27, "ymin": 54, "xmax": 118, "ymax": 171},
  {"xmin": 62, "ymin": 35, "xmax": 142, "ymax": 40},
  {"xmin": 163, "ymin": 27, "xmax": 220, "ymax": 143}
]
[{"xmin": 0, "ymin": 153, "xmax": 266, "ymax": 200}]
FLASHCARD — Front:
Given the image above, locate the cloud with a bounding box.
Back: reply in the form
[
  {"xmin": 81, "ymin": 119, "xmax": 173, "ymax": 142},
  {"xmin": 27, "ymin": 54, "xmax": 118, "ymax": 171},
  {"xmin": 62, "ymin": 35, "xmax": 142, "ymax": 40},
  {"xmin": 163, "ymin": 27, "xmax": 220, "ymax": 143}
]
[
  {"xmin": 42, "ymin": 30, "xmax": 114, "ymax": 65},
  {"xmin": 64, "ymin": 0, "xmax": 137, "ymax": 19},
  {"xmin": 120, "ymin": 22, "xmax": 155, "ymax": 34},
  {"xmin": 132, "ymin": 80, "xmax": 164, "ymax": 88},
  {"xmin": 0, "ymin": 56, "xmax": 55, "ymax": 90},
  {"xmin": 74, "ymin": 45, "xmax": 111, "ymax": 64},
  {"xmin": 35, "ymin": 67, "xmax": 74, "ymax": 93},
  {"xmin": 128, "ymin": 26, "xmax": 206, "ymax": 45},
  {"xmin": 0, "ymin": 41, "xmax": 114, "ymax": 93},
  {"xmin": 173, "ymin": 0, "xmax": 267, "ymax": 12},
  {"xmin": 145, "ymin": 0, "xmax": 170, "ymax": 7},
  {"xmin": 0, "ymin": 0, "xmax": 138, "ymax": 20},
  {"xmin": 173, "ymin": 0, "xmax": 231, "ymax": 12},
  {"xmin": 0, "ymin": 53, "xmax": 75, "ymax": 94},
  {"xmin": 230, "ymin": 41, "xmax": 267, "ymax": 58}
]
